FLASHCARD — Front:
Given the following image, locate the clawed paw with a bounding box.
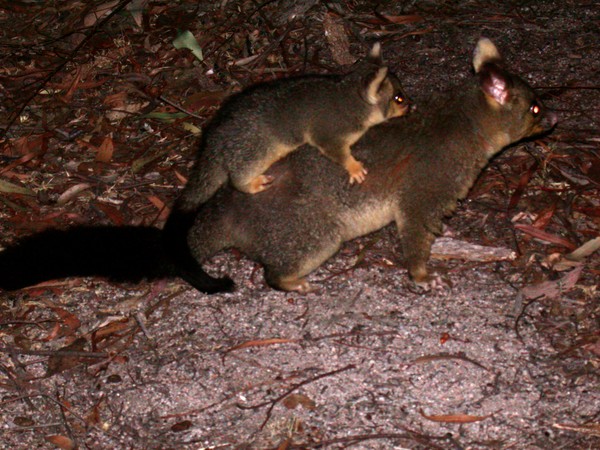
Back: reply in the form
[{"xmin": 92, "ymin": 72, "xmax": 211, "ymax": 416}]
[
  {"xmin": 347, "ymin": 160, "xmax": 368, "ymax": 185},
  {"xmin": 277, "ymin": 276, "xmax": 313, "ymax": 294},
  {"xmin": 247, "ymin": 175, "xmax": 274, "ymax": 194},
  {"xmin": 410, "ymin": 273, "xmax": 451, "ymax": 294}
]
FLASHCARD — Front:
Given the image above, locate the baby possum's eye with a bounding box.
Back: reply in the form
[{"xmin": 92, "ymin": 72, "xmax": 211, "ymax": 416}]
[
  {"xmin": 393, "ymin": 93, "xmax": 404, "ymax": 104},
  {"xmin": 530, "ymin": 101, "xmax": 541, "ymax": 116}
]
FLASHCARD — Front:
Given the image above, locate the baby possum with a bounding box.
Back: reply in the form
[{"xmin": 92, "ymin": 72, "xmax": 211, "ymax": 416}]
[{"xmin": 175, "ymin": 42, "xmax": 408, "ymax": 213}]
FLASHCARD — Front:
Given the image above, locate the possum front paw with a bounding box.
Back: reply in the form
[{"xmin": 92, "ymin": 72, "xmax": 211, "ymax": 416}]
[
  {"xmin": 246, "ymin": 175, "xmax": 274, "ymax": 194},
  {"xmin": 345, "ymin": 157, "xmax": 368, "ymax": 184}
]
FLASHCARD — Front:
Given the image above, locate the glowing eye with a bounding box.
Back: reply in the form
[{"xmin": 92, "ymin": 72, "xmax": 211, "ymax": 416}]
[
  {"xmin": 530, "ymin": 102, "xmax": 541, "ymax": 116},
  {"xmin": 394, "ymin": 94, "xmax": 404, "ymax": 104}
]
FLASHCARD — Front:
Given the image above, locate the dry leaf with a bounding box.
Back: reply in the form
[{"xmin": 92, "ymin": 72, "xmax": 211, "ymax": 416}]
[
  {"xmin": 85, "ymin": 401, "xmax": 103, "ymax": 427},
  {"xmin": 277, "ymin": 437, "xmax": 292, "ymax": 450},
  {"xmin": 53, "ymin": 307, "xmax": 82, "ymax": 336},
  {"xmin": 419, "ymin": 409, "xmax": 492, "ymax": 423},
  {"xmin": 514, "ymin": 223, "xmax": 577, "ymax": 250},
  {"xmin": 45, "ymin": 435, "xmax": 76, "ymax": 450},
  {"xmin": 380, "ymin": 14, "xmax": 423, "ymax": 24},
  {"xmin": 566, "ymin": 237, "xmax": 600, "ymax": 261},
  {"xmin": 14, "ymin": 416, "xmax": 35, "ymax": 427},
  {"xmin": 553, "ymin": 422, "xmax": 600, "ymax": 436},
  {"xmin": 521, "ymin": 266, "xmax": 583, "ymax": 300},
  {"xmin": 84, "ymin": 0, "xmax": 119, "ymax": 27},
  {"xmin": 227, "ymin": 338, "xmax": 298, "ymax": 353},
  {"xmin": 96, "ymin": 135, "xmax": 114, "ymax": 163},
  {"xmin": 128, "ymin": 0, "xmax": 148, "ymax": 28},
  {"xmin": 57, "ymin": 183, "xmax": 91, "ymax": 205},
  {"xmin": 0, "ymin": 178, "xmax": 35, "ymax": 196},
  {"xmin": 92, "ymin": 318, "xmax": 131, "ymax": 343},
  {"xmin": 283, "ymin": 394, "xmax": 316, "ymax": 411},
  {"xmin": 47, "ymin": 337, "xmax": 87, "ymax": 376},
  {"xmin": 42, "ymin": 307, "xmax": 81, "ymax": 341},
  {"xmin": 171, "ymin": 420, "xmax": 193, "ymax": 432}
]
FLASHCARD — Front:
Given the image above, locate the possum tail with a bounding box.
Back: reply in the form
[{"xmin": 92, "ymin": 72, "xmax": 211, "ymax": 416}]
[{"xmin": 0, "ymin": 226, "xmax": 233, "ymax": 293}]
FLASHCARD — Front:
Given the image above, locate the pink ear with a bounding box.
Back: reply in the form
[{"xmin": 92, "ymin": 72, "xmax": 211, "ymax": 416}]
[{"xmin": 480, "ymin": 67, "xmax": 509, "ymax": 105}]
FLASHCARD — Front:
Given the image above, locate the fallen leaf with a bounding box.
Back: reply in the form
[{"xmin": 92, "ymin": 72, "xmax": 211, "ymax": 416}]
[
  {"xmin": 92, "ymin": 318, "xmax": 131, "ymax": 346},
  {"xmin": 553, "ymin": 422, "xmax": 600, "ymax": 436},
  {"xmin": 47, "ymin": 337, "xmax": 88, "ymax": 376},
  {"xmin": 171, "ymin": 420, "xmax": 193, "ymax": 432},
  {"xmin": 283, "ymin": 394, "xmax": 316, "ymax": 411},
  {"xmin": 419, "ymin": 409, "xmax": 493, "ymax": 423},
  {"xmin": 181, "ymin": 122, "xmax": 202, "ymax": 134},
  {"xmin": 521, "ymin": 266, "xmax": 583, "ymax": 300},
  {"xmin": 413, "ymin": 353, "xmax": 488, "ymax": 371},
  {"xmin": 277, "ymin": 438, "xmax": 292, "ymax": 450},
  {"xmin": 14, "ymin": 416, "xmax": 35, "ymax": 427},
  {"xmin": 147, "ymin": 195, "xmax": 165, "ymax": 211},
  {"xmin": 566, "ymin": 237, "xmax": 600, "ymax": 261},
  {"xmin": 127, "ymin": 0, "xmax": 147, "ymax": 28},
  {"xmin": 41, "ymin": 306, "xmax": 82, "ymax": 342},
  {"xmin": 83, "ymin": 0, "xmax": 119, "ymax": 27},
  {"xmin": 85, "ymin": 400, "xmax": 103, "ymax": 427},
  {"xmin": 184, "ymin": 90, "xmax": 230, "ymax": 111},
  {"xmin": 380, "ymin": 14, "xmax": 423, "ymax": 24},
  {"xmin": 0, "ymin": 178, "xmax": 35, "ymax": 196},
  {"xmin": 131, "ymin": 149, "xmax": 170, "ymax": 173},
  {"xmin": 51, "ymin": 307, "xmax": 82, "ymax": 337},
  {"xmin": 226, "ymin": 338, "xmax": 298, "ymax": 353},
  {"xmin": 96, "ymin": 135, "xmax": 114, "ymax": 163},
  {"xmin": 173, "ymin": 30, "xmax": 203, "ymax": 61},
  {"xmin": 45, "ymin": 435, "xmax": 76, "ymax": 450},
  {"xmin": 142, "ymin": 111, "xmax": 188, "ymax": 122},
  {"xmin": 57, "ymin": 183, "xmax": 92, "ymax": 205},
  {"xmin": 514, "ymin": 223, "xmax": 577, "ymax": 250}
]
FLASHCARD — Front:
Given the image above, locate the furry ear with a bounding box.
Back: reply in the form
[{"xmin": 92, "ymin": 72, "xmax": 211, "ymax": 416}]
[
  {"xmin": 479, "ymin": 65, "xmax": 510, "ymax": 105},
  {"xmin": 364, "ymin": 66, "xmax": 388, "ymax": 104},
  {"xmin": 473, "ymin": 38, "xmax": 502, "ymax": 73},
  {"xmin": 367, "ymin": 42, "xmax": 383, "ymax": 65}
]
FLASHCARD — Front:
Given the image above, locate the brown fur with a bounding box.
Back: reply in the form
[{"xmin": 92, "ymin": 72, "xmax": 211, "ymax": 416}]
[
  {"xmin": 185, "ymin": 39, "xmax": 557, "ymax": 292},
  {"xmin": 175, "ymin": 43, "xmax": 408, "ymax": 213}
]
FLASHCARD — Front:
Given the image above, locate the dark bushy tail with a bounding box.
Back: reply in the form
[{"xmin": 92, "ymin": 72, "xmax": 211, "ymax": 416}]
[
  {"xmin": 162, "ymin": 208, "xmax": 234, "ymax": 294},
  {"xmin": 0, "ymin": 226, "xmax": 233, "ymax": 293}
]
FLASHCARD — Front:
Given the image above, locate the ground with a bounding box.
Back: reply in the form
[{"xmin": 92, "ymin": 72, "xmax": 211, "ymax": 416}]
[{"xmin": 0, "ymin": 1, "xmax": 599, "ymax": 449}]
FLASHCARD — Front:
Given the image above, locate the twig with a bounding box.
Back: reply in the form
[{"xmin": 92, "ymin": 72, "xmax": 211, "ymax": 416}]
[
  {"xmin": 0, "ymin": 363, "xmax": 36, "ymax": 410},
  {"xmin": 514, "ymin": 294, "xmax": 544, "ymax": 342},
  {"xmin": 0, "ymin": 346, "xmax": 108, "ymax": 359},
  {"xmin": 55, "ymin": 384, "xmax": 77, "ymax": 447},
  {"xmin": 257, "ymin": 365, "xmax": 355, "ymax": 428},
  {"xmin": 238, "ymin": 364, "xmax": 355, "ymax": 430},
  {"xmin": 413, "ymin": 352, "xmax": 490, "ymax": 372},
  {"xmin": 157, "ymin": 95, "xmax": 204, "ymax": 120}
]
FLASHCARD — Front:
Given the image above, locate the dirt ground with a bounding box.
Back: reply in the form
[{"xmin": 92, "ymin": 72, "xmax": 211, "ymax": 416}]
[{"xmin": 0, "ymin": 1, "xmax": 599, "ymax": 449}]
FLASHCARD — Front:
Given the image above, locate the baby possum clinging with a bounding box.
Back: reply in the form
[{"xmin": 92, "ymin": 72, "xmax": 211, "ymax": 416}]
[
  {"xmin": 175, "ymin": 43, "xmax": 408, "ymax": 213},
  {"xmin": 182, "ymin": 38, "xmax": 558, "ymax": 292}
]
